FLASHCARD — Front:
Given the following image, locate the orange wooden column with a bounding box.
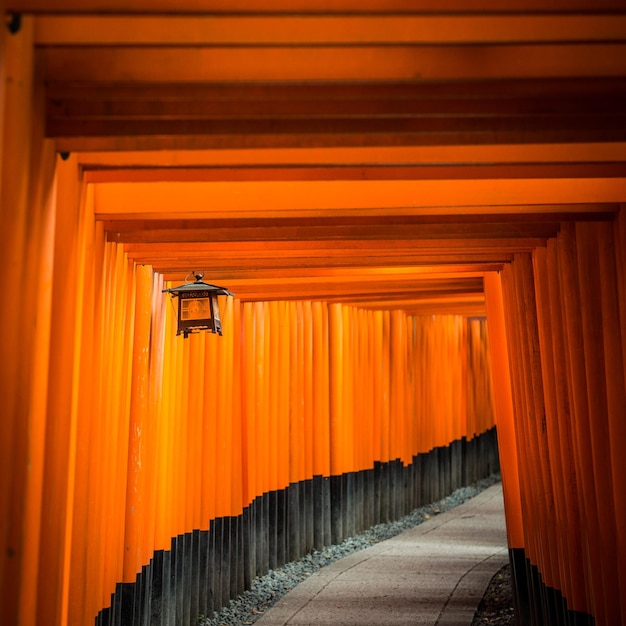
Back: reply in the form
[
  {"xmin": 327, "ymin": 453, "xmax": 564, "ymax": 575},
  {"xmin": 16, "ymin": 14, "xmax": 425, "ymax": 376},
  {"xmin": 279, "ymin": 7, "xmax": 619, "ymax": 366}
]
[
  {"xmin": 537, "ymin": 240, "xmax": 589, "ymax": 615},
  {"xmin": 611, "ymin": 207, "xmax": 626, "ymax": 622},
  {"xmin": 484, "ymin": 271, "xmax": 524, "ymax": 551},
  {"xmin": 123, "ymin": 264, "xmax": 154, "ymax": 581},
  {"xmin": 532, "ymin": 245, "xmax": 577, "ymax": 607},
  {"xmin": 574, "ymin": 221, "xmax": 624, "ymax": 625},
  {"xmin": 241, "ymin": 302, "xmax": 257, "ymax": 506},
  {"xmin": 389, "ymin": 310, "xmax": 405, "ymax": 463},
  {"xmin": 312, "ymin": 301, "xmax": 330, "ymax": 478},
  {"xmin": 466, "ymin": 318, "xmax": 494, "ymax": 440},
  {"xmin": 154, "ymin": 275, "xmax": 171, "ymax": 545},
  {"xmin": 103, "ymin": 245, "xmax": 135, "ymax": 603},
  {"xmin": 153, "ymin": 275, "xmax": 177, "ymax": 551},
  {"xmin": 228, "ymin": 296, "xmax": 245, "ymax": 517},
  {"xmin": 0, "ymin": 17, "xmax": 61, "ymax": 626},
  {"xmin": 371, "ymin": 311, "xmax": 385, "ymax": 462},
  {"xmin": 615, "ymin": 206, "xmax": 626, "ymax": 395},
  {"xmin": 256, "ymin": 301, "xmax": 270, "ymax": 498},
  {"xmin": 594, "ymin": 218, "xmax": 626, "ymax": 624},
  {"xmin": 81, "ymin": 239, "xmax": 113, "ymax": 625},
  {"xmin": 37, "ymin": 154, "xmax": 92, "ymax": 626},
  {"xmin": 380, "ymin": 311, "xmax": 391, "ymax": 461},
  {"xmin": 215, "ymin": 297, "xmax": 237, "ymax": 518},
  {"xmin": 556, "ymin": 224, "xmax": 607, "ymax": 624},
  {"xmin": 268, "ymin": 300, "xmax": 280, "ymax": 492},
  {"xmin": 302, "ymin": 302, "xmax": 315, "ymax": 482},
  {"xmin": 329, "ymin": 303, "xmax": 345, "ymax": 475},
  {"xmin": 362, "ymin": 307, "xmax": 377, "ymax": 470},
  {"xmin": 513, "ymin": 254, "xmax": 560, "ymax": 594},
  {"xmin": 67, "ymin": 190, "xmax": 99, "ymax": 626},
  {"xmin": 499, "ymin": 260, "xmax": 542, "ymax": 581},
  {"xmin": 186, "ymin": 333, "xmax": 205, "ymax": 530},
  {"xmin": 289, "ymin": 301, "xmax": 305, "ymax": 485}
]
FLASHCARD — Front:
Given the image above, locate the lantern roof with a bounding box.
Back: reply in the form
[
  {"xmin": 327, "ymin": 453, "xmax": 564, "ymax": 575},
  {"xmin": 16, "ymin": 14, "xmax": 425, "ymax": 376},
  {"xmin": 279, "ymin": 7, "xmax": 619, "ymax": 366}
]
[{"xmin": 162, "ymin": 274, "xmax": 234, "ymax": 297}]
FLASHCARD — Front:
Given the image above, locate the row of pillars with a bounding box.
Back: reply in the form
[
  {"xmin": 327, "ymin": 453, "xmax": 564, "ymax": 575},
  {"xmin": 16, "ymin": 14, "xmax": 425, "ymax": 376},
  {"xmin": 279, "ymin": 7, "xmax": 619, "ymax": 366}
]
[
  {"xmin": 0, "ymin": 92, "xmax": 499, "ymax": 626},
  {"xmin": 487, "ymin": 211, "xmax": 626, "ymax": 626},
  {"xmin": 97, "ymin": 430, "xmax": 500, "ymax": 626}
]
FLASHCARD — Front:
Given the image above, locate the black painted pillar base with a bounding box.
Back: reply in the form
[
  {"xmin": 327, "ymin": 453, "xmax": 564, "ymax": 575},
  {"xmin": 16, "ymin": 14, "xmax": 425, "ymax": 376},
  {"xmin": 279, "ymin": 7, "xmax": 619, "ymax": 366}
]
[{"xmin": 509, "ymin": 548, "xmax": 595, "ymax": 626}]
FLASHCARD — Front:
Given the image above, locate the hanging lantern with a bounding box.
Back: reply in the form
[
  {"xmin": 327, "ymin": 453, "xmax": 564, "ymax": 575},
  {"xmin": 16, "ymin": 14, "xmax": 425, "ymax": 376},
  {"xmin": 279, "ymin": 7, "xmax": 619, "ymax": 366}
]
[{"xmin": 162, "ymin": 272, "xmax": 233, "ymax": 338}]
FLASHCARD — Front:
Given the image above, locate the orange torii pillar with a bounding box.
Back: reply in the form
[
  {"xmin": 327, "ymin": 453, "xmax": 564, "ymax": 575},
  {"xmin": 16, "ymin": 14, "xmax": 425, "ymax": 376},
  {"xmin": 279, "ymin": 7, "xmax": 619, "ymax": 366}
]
[
  {"xmin": 484, "ymin": 272, "xmax": 527, "ymax": 623},
  {"xmin": 488, "ymin": 211, "xmax": 626, "ymax": 626}
]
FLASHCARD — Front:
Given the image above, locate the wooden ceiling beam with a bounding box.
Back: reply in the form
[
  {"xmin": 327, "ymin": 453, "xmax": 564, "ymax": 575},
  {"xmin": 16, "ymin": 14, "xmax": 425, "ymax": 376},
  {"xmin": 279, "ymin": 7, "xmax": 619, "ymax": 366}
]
[
  {"xmin": 207, "ymin": 276, "xmax": 486, "ymax": 290},
  {"xmin": 50, "ymin": 76, "xmax": 626, "ymax": 99},
  {"xmin": 8, "ymin": 0, "xmax": 626, "ymax": 14},
  {"xmin": 6, "ymin": 1, "xmax": 624, "ymax": 315},
  {"xmin": 34, "ymin": 15, "xmax": 626, "ymax": 46},
  {"xmin": 40, "ymin": 44, "xmax": 626, "ymax": 83},
  {"xmin": 47, "ymin": 116, "xmax": 626, "ymax": 147},
  {"xmin": 186, "ymin": 284, "xmax": 485, "ymax": 302},
  {"xmin": 103, "ymin": 207, "xmax": 613, "ymax": 244},
  {"xmin": 152, "ymin": 269, "xmax": 488, "ymax": 284},
  {"xmin": 92, "ymin": 179, "xmax": 626, "ymax": 218},
  {"xmin": 80, "ymin": 165, "xmax": 626, "ymax": 184},
  {"xmin": 52, "ymin": 129, "xmax": 626, "ymax": 152},
  {"xmin": 73, "ymin": 143, "xmax": 626, "ymax": 170},
  {"xmin": 147, "ymin": 259, "xmax": 505, "ymax": 274},
  {"xmin": 107, "ymin": 222, "xmax": 562, "ymax": 243}
]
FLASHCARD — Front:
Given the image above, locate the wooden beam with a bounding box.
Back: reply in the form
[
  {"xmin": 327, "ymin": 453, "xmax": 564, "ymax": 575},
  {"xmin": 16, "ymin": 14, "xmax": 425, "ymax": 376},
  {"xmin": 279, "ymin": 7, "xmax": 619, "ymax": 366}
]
[
  {"xmin": 40, "ymin": 44, "xmax": 626, "ymax": 83},
  {"xmin": 108, "ymin": 221, "xmax": 562, "ymax": 242},
  {"xmin": 73, "ymin": 143, "xmax": 626, "ymax": 170},
  {"xmin": 81, "ymin": 164, "xmax": 626, "ymax": 184},
  {"xmin": 146, "ymin": 249, "xmax": 522, "ymax": 274},
  {"xmin": 103, "ymin": 208, "xmax": 613, "ymax": 244},
  {"xmin": 8, "ymin": 0, "xmax": 626, "ymax": 14},
  {"xmin": 33, "ymin": 15, "xmax": 626, "ymax": 46},
  {"xmin": 92, "ymin": 179, "xmax": 626, "ymax": 219},
  {"xmin": 52, "ymin": 128, "xmax": 626, "ymax": 152}
]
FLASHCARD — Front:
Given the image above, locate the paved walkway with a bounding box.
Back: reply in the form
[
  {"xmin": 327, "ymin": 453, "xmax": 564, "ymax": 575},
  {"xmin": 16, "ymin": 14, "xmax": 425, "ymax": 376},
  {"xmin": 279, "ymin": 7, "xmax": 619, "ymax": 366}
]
[{"xmin": 256, "ymin": 483, "xmax": 508, "ymax": 626}]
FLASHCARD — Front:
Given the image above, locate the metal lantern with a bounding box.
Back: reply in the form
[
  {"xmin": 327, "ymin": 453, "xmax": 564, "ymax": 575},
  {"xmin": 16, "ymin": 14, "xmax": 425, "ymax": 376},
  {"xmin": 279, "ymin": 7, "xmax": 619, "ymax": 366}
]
[{"xmin": 162, "ymin": 272, "xmax": 233, "ymax": 338}]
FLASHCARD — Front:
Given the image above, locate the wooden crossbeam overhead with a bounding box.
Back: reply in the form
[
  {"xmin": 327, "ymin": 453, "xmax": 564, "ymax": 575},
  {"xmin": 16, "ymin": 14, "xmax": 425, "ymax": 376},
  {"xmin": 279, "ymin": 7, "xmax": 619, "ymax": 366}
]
[
  {"xmin": 47, "ymin": 77, "xmax": 626, "ymax": 151},
  {"xmin": 33, "ymin": 15, "xmax": 626, "ymax": 46},
  {"xmin": 7, "ymin": 0, "xmax": 625, "ymax": 315},
  {"xmin": 76, "ymin": 144, "xmax": 626, "ymax": 170},
  {"xmin": 84, "ymin": 164, "xmax": 626, "ymax": 184},
  {"xmin": 47, "ymin": 47, "xmax": 626, "ymax": 83},
  {"xmin": 109, "ymin": 220, "xmax": 564, "ymax": 243},
  {"xmin": 92, "ymin": 179, "xmax": 626, "ymax": 219},
  {"xmin": 196, "ymin": 276, "xmax": 485, "ymax": 302},
  {"xmin": 33, "ymin": 7, "xmax": 626, "ymax": 152},
  {"xmin": 8, "ymin": 0, "xmax": 626, "ymax": 13}
]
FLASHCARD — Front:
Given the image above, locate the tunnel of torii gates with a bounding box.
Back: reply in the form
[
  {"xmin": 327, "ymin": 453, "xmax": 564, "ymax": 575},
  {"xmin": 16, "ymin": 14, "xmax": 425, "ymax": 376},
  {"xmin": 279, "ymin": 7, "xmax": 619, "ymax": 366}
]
[{"xmin": 1, "ymin": 2, "xmax": 626, "ymax": 626}]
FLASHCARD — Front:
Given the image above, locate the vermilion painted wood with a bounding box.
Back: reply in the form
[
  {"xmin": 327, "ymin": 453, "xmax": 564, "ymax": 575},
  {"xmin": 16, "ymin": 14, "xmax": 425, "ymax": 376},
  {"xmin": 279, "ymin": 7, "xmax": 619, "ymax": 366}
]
[
  {"xmin": 575, "ymin": 223, "xmax": 623, "ymax": 625},
  {"xmin": 3, "ymin": 2, "xmax": 626, "ymax": 624},
  {"xmin": 557, "ymin": 224, "xmax": 608, "ymax": 625},
  {"xmin": 594, "ymin": 223, "xmax": 626, "ymax": 623},
  {"xmin": 543, "ymin": 238, "xmax": 589, "ymax": 615},
  {"xmin": 533, "ymin": 246, "xmax": 576, "ymax": 605},
  {"xmin": 483, "ymin": 272, "xmax": 524, "ymax": 550},
  {"xmin": 34, "ymin": 14, "xmax": 626, "ymax": 46},
  {"xmin": 517, "ymin": 253, "xmax": 561, "ymax": 591},
  {"xmin": 124, "ymin": 265, "xmax": 153, "ymax": 581},
  {"xmin": 500, "ymin": 262, "xmax": 539, "ymax": 569},
  {"xmin": 8, "ymin": 0, "xmax": 626, "ymax": 13}
]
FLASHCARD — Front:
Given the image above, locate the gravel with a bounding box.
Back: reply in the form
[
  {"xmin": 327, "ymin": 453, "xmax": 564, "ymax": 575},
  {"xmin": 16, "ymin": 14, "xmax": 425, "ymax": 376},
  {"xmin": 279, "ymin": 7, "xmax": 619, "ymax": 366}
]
[
  {"xmin": 471, "ymin": 562, "xmax": 515, "ymax": 626},
  {"xmin": 198, "ymin": 473, "xmax": 507, "ymax": 626}
]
